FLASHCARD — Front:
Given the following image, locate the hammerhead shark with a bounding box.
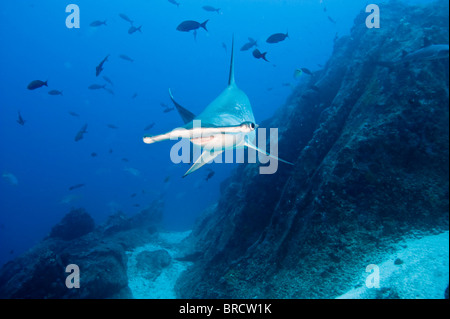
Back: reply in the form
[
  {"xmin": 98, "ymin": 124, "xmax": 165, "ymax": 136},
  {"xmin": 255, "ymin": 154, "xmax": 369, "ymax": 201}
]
[{"xmin": 143, "ymin": 37, "xmax": 293, "ymax": 177}]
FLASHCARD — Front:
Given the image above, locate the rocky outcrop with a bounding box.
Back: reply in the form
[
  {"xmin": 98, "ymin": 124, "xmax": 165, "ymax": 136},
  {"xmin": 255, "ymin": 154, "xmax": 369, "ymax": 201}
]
[
  {"xmin": 0, "ymin": 199, "xmax": 164, "ymax": 299},
  {"xmin": 49, "ymin": 208, "xmax": 95, "ymax": 240},
  {"xmin": 176, "ymin": 1, "xmax": 449, "ymax": 298}
]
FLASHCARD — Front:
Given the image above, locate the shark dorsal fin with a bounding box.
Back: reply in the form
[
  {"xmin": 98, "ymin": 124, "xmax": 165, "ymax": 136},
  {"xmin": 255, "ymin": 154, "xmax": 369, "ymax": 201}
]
[{"xmin": 228, "ymin": 35, "xmax": 235, "ymax": 86}]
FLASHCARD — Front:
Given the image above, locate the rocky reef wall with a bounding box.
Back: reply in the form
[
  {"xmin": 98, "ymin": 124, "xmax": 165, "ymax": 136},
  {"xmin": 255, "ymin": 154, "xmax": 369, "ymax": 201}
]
[{"xmin": 176, "ymin": 1, "xmax": 449, "ymax": 298}]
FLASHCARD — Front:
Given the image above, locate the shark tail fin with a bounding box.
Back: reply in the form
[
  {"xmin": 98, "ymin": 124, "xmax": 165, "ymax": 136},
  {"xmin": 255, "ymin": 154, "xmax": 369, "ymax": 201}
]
[
  {"xmin": 244, "ymin": 140, "xmax": 293, "ymax": 165},
  {"xmin": 228, "ymin": 34, "xmax": 235, "ymax": 86},
  {"xmin": 183, "ymin": 149, "xmax": 224, "ymax": 177},
  {"xmin": 168, "ymin": 89, "xmax": 196, "ymax": 124}
]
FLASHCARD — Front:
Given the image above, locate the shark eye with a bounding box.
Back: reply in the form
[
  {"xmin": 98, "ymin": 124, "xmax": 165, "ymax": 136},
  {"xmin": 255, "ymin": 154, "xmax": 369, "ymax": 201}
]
[{"xmin": 250, "ymin": 123, "xmax": 255, "ymax": 129}]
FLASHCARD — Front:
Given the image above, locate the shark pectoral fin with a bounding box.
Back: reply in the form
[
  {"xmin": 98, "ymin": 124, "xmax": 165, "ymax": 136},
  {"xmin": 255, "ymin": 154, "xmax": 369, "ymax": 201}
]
[
  {"xmin": 169, "ymin": 88, "xmax": 196, "ymax": 124},
  {"xmin": 183, "ymin": 149, "xmax": 224, "ymax": 177},
  {"xmin": 244, "ymin": 141, "xmax": 294, "ymax": 165}
]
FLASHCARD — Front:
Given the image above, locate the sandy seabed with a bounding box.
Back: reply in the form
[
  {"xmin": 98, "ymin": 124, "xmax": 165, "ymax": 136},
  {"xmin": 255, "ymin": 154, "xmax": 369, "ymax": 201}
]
[
  {"xmin": 338, "ymin": 231, "xmax": 449, "ymax": 299},
  {"xmin": 127, "ymin": 230, "xmax": 193, "ymax": 299}
]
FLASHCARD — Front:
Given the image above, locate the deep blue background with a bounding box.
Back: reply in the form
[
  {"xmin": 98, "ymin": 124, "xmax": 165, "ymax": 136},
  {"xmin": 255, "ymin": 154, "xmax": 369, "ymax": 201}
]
[{"xmin": 0, "ymin": 0, "xmax": 429, "ymax": 266}]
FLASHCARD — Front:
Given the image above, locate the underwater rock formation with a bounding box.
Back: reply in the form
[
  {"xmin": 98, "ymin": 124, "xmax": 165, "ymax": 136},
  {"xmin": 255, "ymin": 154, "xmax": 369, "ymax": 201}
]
[
  {"xmin": 176, "ymin": 1, "xmax": 449, "ymax": 298},
  {"xmin": 49, "ymin": 208, "xmax": 95, "ymax": 241},
  {"xmin": 0, "ymin": 200, "xmax": 164, "ymax": 299}
]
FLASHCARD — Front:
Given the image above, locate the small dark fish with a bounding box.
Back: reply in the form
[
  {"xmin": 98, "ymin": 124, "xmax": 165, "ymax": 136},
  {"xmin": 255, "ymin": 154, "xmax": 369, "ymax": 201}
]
[
  {"xmin": 317, "ymin": 63, "xmax": 324, "ymax": 68},
  {"xmin": 205, "ymin": 169, "xmax": 215, "ymax": 181},
  {"xmin": 68, "ymin": 111, "xmax": 79, "ymax": 117},
  {"xmin": 107, "ymin": 124, "xmax": 118, "ymax": 129},
  {"xmin": 222, "ymin": 42, "xmax": 227, "ymax": 53},
  {"xmin": 240, "ymin": 37, "xmax": 257, "ymax": 51},
  {"xmin": 193, "ymin": 30, "xmax": 198, "ymax": 42},
  {"xmin": 74, "ymin": 123, "xmax": 88, "ymax": 142},
  {"xmin": 119, "ymin": 54, "xmax": 134, "ymax": 62},
  {"xmin": 122, "ymin": 158, "xmax": 129, "ymax": 162},
  {"xmin": 281, "ymin": 82, "xmax": 291, "ymax": 87},
  {"xmin": 266, "ymin": 87, "xmax": 273, "ymax": 91},
  {"xmin": 69, "ymin": 183, "xmax": 85, "ymax": 191},
  {"xmin": 144, "ymin": 122, "xmax": 155, "ymax": 131},
  {"xmin": 133, "ymin": 204, "xmax": 140, "ymax": 207},
  {"xmin": 96, "ymin": 55, "xmax": 109, "ymax": 77},
  {"xmin": 168, "ymin": 0, "xmax": 180, "ymax": 7},
  {"xmin": 91, "ymin": 152, "xmax": 98, "ymax": 157},
  {"xmin": 102, "ymin": 75, "xmax": 114, "ymax": 86},
  {"xmin": 202, "ymin": 5, "xmax": 220, "ymax": 14},
  {"xmin": 252, "ymin": 49, "xmax": 269, "ymax": 62},
  {"xmin": 128, "ymin": 25, "xmax": 142, "ymax": 34},
  {"xmin": 160, "ymin": 102, "xmax": 168, "ymax": 108},
  {"xmin": 48, "ymin": 90, "xmax": 63, "ymax": 96},
  {"xmin": 104, "ymin": 87, "xmax": 115, "ymax": 95},
  {"xmin": 109, "ymin": 148, "xmax": 113, "ymax": 154},
  {"xmin": 300, "ymin": 68, "xmax": 313, "ymax": 75},
  {"xmin": 90, "ymin": 20, "xmax": 107, "ymax": 27},
  {"xmin": 119, "ymin": 13, "xmax": 133, "ymax": 24},
  {"xmin": 328, "ymin": 16, "xmax": 337, "ymax": 24},
  {"xmin": 176, "ymin": 20, "xmax": 208, "ymax": 32},
  {"xmin": 88, "ymin": 84, "xmax": 106, "ymax": 90},
  {"xmin": 9, "ymin": 250, "xmax": 14, "ymax": 255},
  {"xmin": 164, "ymin": 176, "xmax": 171, "ymax": 183},
  {"xmin": 130, "ymin": 193, "xmax": 137, "ymax": 198},
  {"xmin": 266, "ymin": 32, "xmax": 289, "ymax": 44},
  {"xmin": 17, "ymin": 111, "xmax": 26, "ymax": 125},
  {"xmin": 163, "ymin": 107, "xmax": 175, "ymax": 113},
  {"xmin": 131, "ymin": 92, "xmax": 138, "ymax": 99},
  {"xmin": 27, "ymin": 80, "xmax": 48, "ymax": 90},
  {"xmin": 323, "ymin": 6, "xmax": 327, "ymax": 13}
]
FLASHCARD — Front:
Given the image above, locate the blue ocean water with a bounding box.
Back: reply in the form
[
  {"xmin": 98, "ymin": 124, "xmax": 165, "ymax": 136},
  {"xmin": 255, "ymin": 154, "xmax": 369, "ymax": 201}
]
[{"xmin": 0, "ymin": 0, "xmax": 432, "ymax": 268}]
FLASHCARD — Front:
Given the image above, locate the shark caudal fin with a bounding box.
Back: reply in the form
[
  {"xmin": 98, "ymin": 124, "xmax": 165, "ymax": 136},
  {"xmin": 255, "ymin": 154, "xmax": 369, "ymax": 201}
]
[
  {"xmin": 183, "ymin": 149, "xmax": 224, "ymax": 177},
  {"xmin": 169, "ymin": 89, "xmax": 196, "ymax": 124},
  {"xmin": 244, "ymin": 140, "xmax": 294, "ymax": 165},
  {"xmin": 228, "ymin": 35, "xmax": 235, "ymax": 86}
]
